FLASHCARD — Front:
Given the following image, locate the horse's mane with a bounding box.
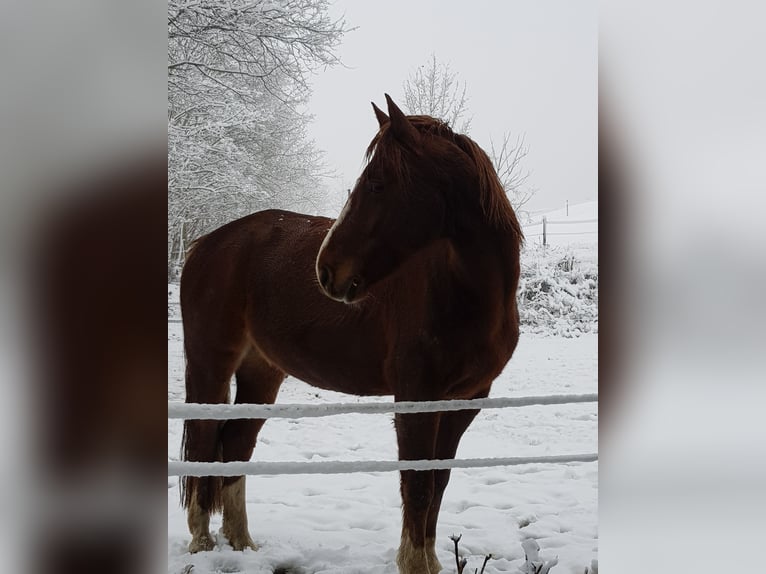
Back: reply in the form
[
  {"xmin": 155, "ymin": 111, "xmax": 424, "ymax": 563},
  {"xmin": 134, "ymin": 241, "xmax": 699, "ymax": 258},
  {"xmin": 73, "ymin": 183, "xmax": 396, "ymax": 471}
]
[{"xmin": 366, "ymin": 115, "xmax": 523, "ymax": 244}]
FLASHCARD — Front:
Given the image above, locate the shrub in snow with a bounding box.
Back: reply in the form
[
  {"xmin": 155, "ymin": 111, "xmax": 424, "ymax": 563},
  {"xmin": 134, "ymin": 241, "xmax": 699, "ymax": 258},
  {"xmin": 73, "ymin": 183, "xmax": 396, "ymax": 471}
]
[
  {"xmin": 449, "ymin": 534, "xmax": 492, "ymax": 574},
  {"xmin": 520, "ymin": 538, "xmax": 558, "ymax": 574},
  {"xmin": 448, "ymin": 533, "xmax": 593, "ymax": 574},
  {"xmin": 517, "ymin": 244, "xmax": 598, "ymax": 337}
]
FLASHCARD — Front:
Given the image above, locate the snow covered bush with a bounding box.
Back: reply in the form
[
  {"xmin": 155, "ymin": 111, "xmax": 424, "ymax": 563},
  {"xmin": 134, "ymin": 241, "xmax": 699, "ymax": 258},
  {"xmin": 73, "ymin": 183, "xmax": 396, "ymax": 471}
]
[
  {"xmin": 520, "ymin": 538, "xmax": 558, "ymax": 573},
  {"xmin": 517, "ymin": 244, "xmax": 598, "ymax": 337}
]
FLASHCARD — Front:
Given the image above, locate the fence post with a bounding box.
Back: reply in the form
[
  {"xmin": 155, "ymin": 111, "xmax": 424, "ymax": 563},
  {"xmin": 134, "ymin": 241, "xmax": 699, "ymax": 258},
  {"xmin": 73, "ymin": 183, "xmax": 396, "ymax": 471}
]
[{"xmin": 542, "ymin": 216, "xmax": 547, "ymax": 246}]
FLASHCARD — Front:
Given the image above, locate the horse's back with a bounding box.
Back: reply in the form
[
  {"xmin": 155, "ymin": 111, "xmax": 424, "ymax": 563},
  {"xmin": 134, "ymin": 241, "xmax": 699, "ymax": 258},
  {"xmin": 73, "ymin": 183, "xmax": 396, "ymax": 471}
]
[
  {"xmin": 180, "ymin": 210, "xmax": 391, "ymax": 394},
  {"xmin": 180, "ymin": 210, "xmax": 330, "ymax": 351},
  {"xmin": 182, "ymin": 209, "xmax": 331, "ymax": 293}
]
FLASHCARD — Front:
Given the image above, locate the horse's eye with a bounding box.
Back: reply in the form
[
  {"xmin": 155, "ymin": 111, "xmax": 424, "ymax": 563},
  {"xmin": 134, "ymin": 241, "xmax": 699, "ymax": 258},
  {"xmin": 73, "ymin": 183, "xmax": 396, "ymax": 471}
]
[{"xmin": 368, "ymin": 182, "xmax": 382, "ymax": 194}]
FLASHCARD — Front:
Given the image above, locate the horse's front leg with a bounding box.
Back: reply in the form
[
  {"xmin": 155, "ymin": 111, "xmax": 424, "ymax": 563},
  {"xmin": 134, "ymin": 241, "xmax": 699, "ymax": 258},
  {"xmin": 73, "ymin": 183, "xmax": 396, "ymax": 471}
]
[
  {"xmin": 394, "ymin": 411, "xmax": 440, "ymax": 574},
  {"xmin": 424, "ymin": 407, "xmax": 482, "ymax": 572}
]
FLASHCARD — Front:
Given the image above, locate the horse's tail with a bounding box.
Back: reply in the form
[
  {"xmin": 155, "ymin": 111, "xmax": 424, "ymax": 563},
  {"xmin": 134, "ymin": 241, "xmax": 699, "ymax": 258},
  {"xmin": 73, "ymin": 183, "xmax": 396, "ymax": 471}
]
[
  {"xmin": 178, "ymin": 228, "xmax": 232, "ymax": 514},
  {"xmin": 179, "ymin": 362, "xmax": 227, "ymax": 513},
  {"xmin": 180, "ymin": 422, "xmax": 225, "ymax": 513}
]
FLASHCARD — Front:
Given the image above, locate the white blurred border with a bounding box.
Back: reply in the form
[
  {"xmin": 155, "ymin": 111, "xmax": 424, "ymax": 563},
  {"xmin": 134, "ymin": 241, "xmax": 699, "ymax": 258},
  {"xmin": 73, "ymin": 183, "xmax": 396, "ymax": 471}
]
[{"xmin": 600, "ymin": 1, "xmax": 766, "ymax": 572}]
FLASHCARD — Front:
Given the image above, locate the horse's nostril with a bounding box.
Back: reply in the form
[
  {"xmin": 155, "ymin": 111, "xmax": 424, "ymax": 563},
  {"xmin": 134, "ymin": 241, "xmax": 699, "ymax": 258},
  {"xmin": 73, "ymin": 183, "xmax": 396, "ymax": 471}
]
[
  {"xmin": 319, "ymin": 265, "xmax": 332, "ymax": 289},
  {"xmin": 345, "ymin": 276, "xmax": 362, "ymax": 302}
]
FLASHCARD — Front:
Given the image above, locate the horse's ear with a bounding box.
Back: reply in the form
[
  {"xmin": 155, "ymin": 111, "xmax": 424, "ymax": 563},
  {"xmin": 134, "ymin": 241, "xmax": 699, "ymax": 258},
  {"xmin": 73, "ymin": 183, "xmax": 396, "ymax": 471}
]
[
  {"xmin": 372, "ymin": 102, "xmax": 389, "ymax": 127},
  {"xmin": 384, "ymin": 93, "xmax": 419, "ymax": 147}
]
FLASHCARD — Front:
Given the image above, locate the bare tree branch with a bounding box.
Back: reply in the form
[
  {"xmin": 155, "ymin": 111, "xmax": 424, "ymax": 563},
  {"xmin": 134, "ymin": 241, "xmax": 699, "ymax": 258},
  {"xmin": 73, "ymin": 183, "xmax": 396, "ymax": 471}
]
[
  {"xmin": 489, "ymin": 132, "xmax": 537, "ymax": 214},
  {"xmin": 402, "ymin": 54, "xmax": 472, "ymax": 133},
  {"xmin": 401, "ymin": 53, "xmax": 536, "ymax": 214}
]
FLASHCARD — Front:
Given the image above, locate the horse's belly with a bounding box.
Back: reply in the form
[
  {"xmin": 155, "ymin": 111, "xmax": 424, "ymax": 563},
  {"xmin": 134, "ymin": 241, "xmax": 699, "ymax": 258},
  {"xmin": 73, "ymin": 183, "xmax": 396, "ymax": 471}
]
[
  {"xmin": 294, "ymin": 368, "xmax": 391, "ymax": 397},
  {"xmin": 248, "ymin": 319, "xmax": 392, "ymax": 397},
  {"xmin": 276, "ymin": 355, "xmax": 392, "ymax": 397}
]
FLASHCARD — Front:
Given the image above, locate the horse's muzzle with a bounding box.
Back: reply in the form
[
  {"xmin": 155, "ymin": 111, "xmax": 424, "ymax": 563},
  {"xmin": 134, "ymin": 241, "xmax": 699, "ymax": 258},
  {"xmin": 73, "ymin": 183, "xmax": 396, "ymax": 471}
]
[{"xmin": 317, "ymin": 264, "xmax": 363, "ymax": 304}]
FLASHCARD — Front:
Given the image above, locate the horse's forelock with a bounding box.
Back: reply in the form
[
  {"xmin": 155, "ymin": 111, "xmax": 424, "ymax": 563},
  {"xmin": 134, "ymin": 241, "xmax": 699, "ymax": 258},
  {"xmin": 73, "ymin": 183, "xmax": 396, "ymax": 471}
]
[{"xmin": 364, "ymin": 127, "xmax": 410, "ymax": 184}]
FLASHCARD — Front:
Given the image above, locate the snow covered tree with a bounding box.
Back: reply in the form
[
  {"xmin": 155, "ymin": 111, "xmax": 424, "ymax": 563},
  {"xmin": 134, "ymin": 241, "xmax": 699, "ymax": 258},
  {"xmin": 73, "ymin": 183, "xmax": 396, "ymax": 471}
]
[{"xmin": 167, "ymin": 0, "xmax": 347, "ymax": 277}]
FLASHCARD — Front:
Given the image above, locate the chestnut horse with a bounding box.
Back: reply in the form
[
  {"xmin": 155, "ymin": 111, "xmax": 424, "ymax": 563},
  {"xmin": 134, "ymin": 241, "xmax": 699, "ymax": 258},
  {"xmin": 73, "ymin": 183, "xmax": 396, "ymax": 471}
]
[{"xmin": 180, "ymin": 95, "xmax": 523, "ymax": 573}]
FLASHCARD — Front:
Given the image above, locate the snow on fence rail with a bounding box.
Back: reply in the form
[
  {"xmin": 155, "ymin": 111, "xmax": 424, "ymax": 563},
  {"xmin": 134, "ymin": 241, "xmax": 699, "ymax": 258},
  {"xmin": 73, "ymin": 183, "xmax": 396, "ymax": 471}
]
[
  {"xmin": 168, "ymin": 393, "xmax": 598, "ymax": 420},
  {"xmin": 168, "ymin": 393, "xmax": 598, "ymax": 477},
  {"xmin": 169, "ymin": 453, "xmax": 598, "ymax": 477}
]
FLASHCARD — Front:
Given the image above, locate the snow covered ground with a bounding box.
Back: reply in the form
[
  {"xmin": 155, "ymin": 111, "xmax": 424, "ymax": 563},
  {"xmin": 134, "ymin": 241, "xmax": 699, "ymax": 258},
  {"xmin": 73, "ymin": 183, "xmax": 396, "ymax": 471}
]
[{"xmin": 168, "ymin": 320, "xmax": 598, "ymax": 573}]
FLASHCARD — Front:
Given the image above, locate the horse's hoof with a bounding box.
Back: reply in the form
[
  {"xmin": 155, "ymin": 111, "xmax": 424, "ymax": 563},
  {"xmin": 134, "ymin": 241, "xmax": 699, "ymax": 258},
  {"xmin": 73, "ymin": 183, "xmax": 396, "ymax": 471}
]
[
  {"xmin": 425, "ymin": 543, "xmax": 442, "ymax": 573},
  {"xmin": 188, "ymin": 534, "xmax": 215, "ymax": 553},
  {"xmin": 222, "ymin": 529, "xmax": 259, "ymax": 552},
  {"xmin": 428, "ymin": 558, "xmax": 443, "ymax": 573},
  {"xmin": 396, "ymin": 554, "xmax": 433, "ymax": 574},
  {"xmin": 229, "ymin": 536, "xmax": 259, "ymax": 552}
]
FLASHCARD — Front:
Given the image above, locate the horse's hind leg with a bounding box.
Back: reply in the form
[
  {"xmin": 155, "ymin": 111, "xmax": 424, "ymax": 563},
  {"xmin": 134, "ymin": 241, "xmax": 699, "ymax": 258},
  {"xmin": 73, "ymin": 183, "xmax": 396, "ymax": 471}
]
[
  {"xmin": 220, "ymin": 347, "xmax": 286, "ymax": 551},
  {"xmin": 182, "ymin": 353, "xmax": 240, "ymax": 553}
]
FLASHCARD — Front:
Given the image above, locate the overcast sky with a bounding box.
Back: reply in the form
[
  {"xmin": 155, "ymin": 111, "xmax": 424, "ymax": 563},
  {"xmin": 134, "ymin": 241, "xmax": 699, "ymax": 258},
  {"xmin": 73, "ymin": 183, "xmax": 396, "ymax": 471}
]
[{"xmin": 307, "ymin": 0, "xmax": 597, "ymax": 214}]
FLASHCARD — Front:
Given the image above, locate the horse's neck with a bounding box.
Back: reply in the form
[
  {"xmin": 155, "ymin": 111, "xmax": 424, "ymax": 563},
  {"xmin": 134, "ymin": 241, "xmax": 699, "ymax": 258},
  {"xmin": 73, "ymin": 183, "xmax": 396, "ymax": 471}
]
[
  {"xmin": 446, "ymin": 190, "xmax": 520, "ymax": 299},
  {"xmin": 429, "ymin": 228, "xmax": 519, "ymax": 316},
  {"xmin": 456, "ymin": 223, "xmax": 518, "ymax": 282}
]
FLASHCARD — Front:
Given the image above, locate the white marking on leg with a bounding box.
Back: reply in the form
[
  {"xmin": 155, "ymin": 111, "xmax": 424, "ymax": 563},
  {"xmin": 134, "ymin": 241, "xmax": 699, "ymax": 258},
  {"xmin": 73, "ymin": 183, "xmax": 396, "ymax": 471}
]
[
  {"xmin": 222, "ymin": 477, "xmax": 258, "ymax": 551},
  {"xmin": 187, "ymin": 496, "xmax": 215, "ymax": 553},
  {"xmin": 425, "ymin": 537, "xmax": 442, "ymax": 573},
  {"xmin": 396, "ymin": 529, "xmax": 432, "ymax": 574}
]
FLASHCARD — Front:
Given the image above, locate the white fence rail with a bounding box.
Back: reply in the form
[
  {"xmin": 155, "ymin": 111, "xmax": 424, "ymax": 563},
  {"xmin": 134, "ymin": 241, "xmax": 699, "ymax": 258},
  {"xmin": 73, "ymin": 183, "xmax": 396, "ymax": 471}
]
[
  {"xmin": 168, "ymin": 393, "xmax": 598, "ymax": 477},
  {"xmin": 168, "ymin": 393, "xmax": 598, "ymax": 420}
]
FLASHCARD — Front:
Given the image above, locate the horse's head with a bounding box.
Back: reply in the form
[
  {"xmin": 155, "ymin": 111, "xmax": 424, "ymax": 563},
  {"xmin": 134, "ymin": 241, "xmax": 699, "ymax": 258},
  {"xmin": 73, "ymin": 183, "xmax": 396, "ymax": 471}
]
[{"xmin": 316, "ymin": 94, "xmax": 482, "ymax": 303}]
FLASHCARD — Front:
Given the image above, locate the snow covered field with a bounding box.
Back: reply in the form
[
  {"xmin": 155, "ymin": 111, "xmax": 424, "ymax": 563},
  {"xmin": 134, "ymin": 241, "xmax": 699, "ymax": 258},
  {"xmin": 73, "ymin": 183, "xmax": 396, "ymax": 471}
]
[{"xmin": 168, "ymin": 320, "xmax": 598, "ymax": 573}]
